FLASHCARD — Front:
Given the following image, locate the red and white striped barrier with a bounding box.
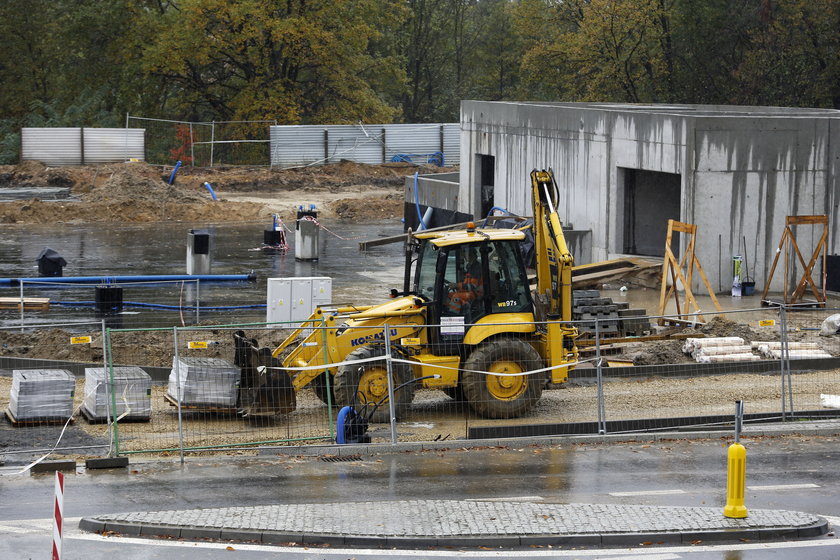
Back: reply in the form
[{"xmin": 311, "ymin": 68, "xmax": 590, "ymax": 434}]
[{"xmin": 52, "ymin": 470, "xmax": 64, "ymax": 560}]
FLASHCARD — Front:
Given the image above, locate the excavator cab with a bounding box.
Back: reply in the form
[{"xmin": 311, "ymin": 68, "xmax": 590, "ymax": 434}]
[{"xmin": 410, "ymin": 226, "xmax": 534, "ymax": 351}]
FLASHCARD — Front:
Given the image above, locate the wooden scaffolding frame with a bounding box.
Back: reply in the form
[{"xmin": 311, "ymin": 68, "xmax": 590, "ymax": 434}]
[
  {"xmin": 658, "ymin": 219, "xmax": 722, "ymax": 325},
  {"xmin": 761, "ymin": 215, "xmax": 828, "ymax": 306}
]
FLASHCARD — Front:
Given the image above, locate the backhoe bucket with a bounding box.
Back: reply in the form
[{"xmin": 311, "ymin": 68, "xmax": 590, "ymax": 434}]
[{"xmin": 233, "ymin": 330, "xmax": 296, "ymax": 416}]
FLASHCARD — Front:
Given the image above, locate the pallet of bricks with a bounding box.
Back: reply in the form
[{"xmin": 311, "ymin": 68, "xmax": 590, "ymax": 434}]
[
  {"xmin": 5, "ymin": 369, "xmax": 75, "ymax": 425},
  {"xmin": 572, "ymin": 290, "xmax": 651, "ymax": 338}
]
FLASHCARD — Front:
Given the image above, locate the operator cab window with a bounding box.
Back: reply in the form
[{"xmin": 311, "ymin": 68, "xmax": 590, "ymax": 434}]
[
  {"xmin": 486, "ymin": 241, "xmax": 531, "ymax": 314},
  {"xmin": 414, "ymin": 240, "xmax": 439, "ymax": 300}
]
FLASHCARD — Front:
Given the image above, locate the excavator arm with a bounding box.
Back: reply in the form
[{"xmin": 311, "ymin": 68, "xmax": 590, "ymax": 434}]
[
  {"xmin": 530, "ymin": 169, "xmax": 574, "ymax": 320},
  {"xmin": 530, "ymin": 169, "xmax": 578, "ymax": 379}
]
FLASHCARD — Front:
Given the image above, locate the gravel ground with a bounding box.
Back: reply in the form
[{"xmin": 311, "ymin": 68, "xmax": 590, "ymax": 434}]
[{"xmin": 2, "ymin": 366, "xmax": 838, "ymax": 459}]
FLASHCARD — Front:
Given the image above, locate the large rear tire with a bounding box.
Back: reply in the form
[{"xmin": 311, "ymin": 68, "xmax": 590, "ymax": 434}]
[
  {"xmin": 461, "ymin": 338, "xmax": 545, "ymax": 419},
  {"xmin": 311, "ymin": 372, "xmax": 336, "ymax": 407},
  {"xmin": 334, "ymin": 345, "xmax": 415, "ymax": 423}
]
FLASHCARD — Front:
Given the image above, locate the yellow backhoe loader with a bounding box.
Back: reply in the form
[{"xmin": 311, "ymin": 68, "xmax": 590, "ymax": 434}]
[{"xmin": 233, "ymin": 169, "xmax": 578, "ymax": 420}]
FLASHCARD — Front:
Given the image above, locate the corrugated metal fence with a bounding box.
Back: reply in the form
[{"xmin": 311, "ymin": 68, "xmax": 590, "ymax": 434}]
[
  {"xmin": 270, "ymin": 123, "xmax": 460, "ymax": 167},
  {"xmin": 21, "ymin": 128, "xmax": 145, "ymax": 166}
]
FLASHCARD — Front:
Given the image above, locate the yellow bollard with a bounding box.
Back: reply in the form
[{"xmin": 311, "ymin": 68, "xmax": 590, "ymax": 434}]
[{"xmin": 723, "ymin": 441, "xmax": 748, "ymax": 518}]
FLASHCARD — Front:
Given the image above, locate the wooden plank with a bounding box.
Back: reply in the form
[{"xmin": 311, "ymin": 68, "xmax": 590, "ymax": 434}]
[
  {"xmin": 5, "ymin": 407, "xmax": 73, "ymax": 426},
  {"xmin": 0, "ymin": 297, "xmax": 50, "ymax": 310},
  {"xmin": 163, "ymin": 393, "xmax": 238, "ymax": 414}
]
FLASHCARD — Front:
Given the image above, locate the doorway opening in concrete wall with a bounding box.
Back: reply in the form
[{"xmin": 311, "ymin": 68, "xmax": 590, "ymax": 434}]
[
  {"xmin": 621, "ymin": 168, "xmax": 681, "ymax": 257},
  {"xmin": 477, "ymin": 154, "xmax": 495, "ymax": 219}
]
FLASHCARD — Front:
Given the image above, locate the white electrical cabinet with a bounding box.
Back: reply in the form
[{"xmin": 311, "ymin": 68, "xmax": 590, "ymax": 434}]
[{"xmin": 266, "ymin": 277, "xmax": 332, "ymax": 325}]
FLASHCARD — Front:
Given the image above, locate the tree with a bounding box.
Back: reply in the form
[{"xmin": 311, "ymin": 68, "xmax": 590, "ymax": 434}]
[
  {"xmin": 132, "ymin": 0, "xmax": 405, "ymax": 123},
  {"xmin": 736, "ymin": 0, "xmax": 840, "ymax": 108}
]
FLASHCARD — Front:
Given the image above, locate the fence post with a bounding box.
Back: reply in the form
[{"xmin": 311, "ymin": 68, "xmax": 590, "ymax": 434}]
[
  {"xmin": 189, "ymin": 122, "xmax": 194, "ymax": 166},
  {"xmin": 779, "ymin": 305, "xmax": 793, "ymax": 419},
  {"xmin": 19, "ymin": 280, "xmax": 24, "ymax": 330},
  {"xmin": 173, "ymin": 327, "xmax": 185, "ymax": 464},
  {"xmin": 100, "ymin": 320, "xmax": 115, "ymax": 458},
  {"xmin": 195, "ymin": 279, "xmax": 200, "ymax": 324},
  {"xmin": 595, "ymin": 318, "xmax": 607, "ymax": 435},
  {"xmin": 384, "ymin": 324, "xmax": 397, "ymax": 444},
  {"xmin": 323, "ymin": 129, "xmax": 329, "ymax": 163},
  {"xmin": 321, "ymin": 317, "xmax": 335, "ymax": 439},
  {"xmin": 105, "ymin": 327, "xmax": 120, "ymax": 456},
  {"xmin": 381, "ymin": 128, "xmax": 386, "ymax": 163},
  {"xmin": 210, "ymin": 121, "xmax": 215, "ymax": 168}
]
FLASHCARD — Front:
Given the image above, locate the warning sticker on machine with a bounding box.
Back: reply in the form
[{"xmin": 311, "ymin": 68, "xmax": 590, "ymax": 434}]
[{"xmin": 441, "ymin": 316, "xmax": 465, "ymax": 336}]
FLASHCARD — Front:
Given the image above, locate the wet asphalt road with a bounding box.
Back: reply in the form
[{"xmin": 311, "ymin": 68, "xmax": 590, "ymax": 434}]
[{"xmin": 1, "ymin": 433, "xmax": 839, "ymax": 559}]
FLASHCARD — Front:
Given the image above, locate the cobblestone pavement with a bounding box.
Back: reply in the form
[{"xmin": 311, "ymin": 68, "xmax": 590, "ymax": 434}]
[{"xmin": 79, "ymin": 500, "xmax": 828, "ymax": 548}]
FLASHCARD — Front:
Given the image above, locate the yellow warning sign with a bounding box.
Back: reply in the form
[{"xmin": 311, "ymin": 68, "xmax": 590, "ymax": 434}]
[
  {"xmin": 758, "ymin": 319, "xmax": 776, "ymax": 327},
  {"xmin": 70, "ymin": 336, "xmax": 92, "ymax": 345},
  {"xmin": 188, "ymin": 341, "xmax": 209, "ymax": 349}
]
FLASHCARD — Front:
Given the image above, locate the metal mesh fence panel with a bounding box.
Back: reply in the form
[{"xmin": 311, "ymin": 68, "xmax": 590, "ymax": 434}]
[
  {"xmin": 591, "ymin": 306, "xmax": 840, "ymax": 434},
  {"xmin": 779, "ymin": 304, "xmax": 840, "ymax": 418},
  {"xmin": 10, "ymin": 279, "xmax": 259, "ymax": 330},
  {"xmin": 0, "ymin": 321, "xmax": 113, "ymax": 464},
  {"xmin": 127, "ymin": 116, "xmax": 273, "ymax": 167},
  {"xmin": 106, "ymin": 322, "xmax": 335, "ymax": 456},
  {"xmin": 6, "ymin": 302, "xmax": 839, "ymax": 461}
]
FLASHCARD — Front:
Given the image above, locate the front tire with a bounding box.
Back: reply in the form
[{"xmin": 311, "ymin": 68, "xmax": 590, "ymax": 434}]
[
  {"xmin": 334, "ymin": 345, "xmax": 415, "ymax": 423},
  {"xmin": 461, "ymin": 338, "xmax": 545, "ymax": 419}
]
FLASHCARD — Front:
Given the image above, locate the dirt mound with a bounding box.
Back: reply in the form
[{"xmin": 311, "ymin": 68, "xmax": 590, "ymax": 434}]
[
  {"xmin": 0, "ymin": 160, "xmax": 450, "ymax": 224},
  {"xmin": 333, "ymin": 193, "xmax": 403, "ymax": 220}
]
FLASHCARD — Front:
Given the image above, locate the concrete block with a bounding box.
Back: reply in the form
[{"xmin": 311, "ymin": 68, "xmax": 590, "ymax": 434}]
[
  {"xmin": 30, "ymin": 460, "xmax": 75, "ymax": 474},
  {"xmin": 220, "ymin": 529, "xmax": 261, "ymax": 542},
  {"xmin": 180, "ymin": 527, "xmax": 221, "ymax": 539},
  {"xmin": 78, "ymin": 518, "xmax": 105, "ymax": 533},
  {"xmin": 139, "ymin": 525, "xmax": 181, "ymax": 538},
  {"xmin": 105, "ymin": 522, "xmax": 141, "ymax": 536},
  {"xmin": 85, "ymin": 457, "xmax": 129, "ymax": 469},
  {"xmin": 261, "ymin": 531, "xmax": 304, "ymax": 545}
]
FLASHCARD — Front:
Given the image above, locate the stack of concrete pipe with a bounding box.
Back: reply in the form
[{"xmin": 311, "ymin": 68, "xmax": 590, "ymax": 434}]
[
  {"xmin": 751, "ymin": 341, "xmax": 832, "ymax": 360},
  {"xmin": 682, "ymin": 337, "xmax": 834, "ymax": 363},
  {"xmin": 682, "ymin": 337, "xmax": 761, "ymax": 363}
]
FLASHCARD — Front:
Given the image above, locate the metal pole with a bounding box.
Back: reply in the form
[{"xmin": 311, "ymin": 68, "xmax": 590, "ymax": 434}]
[
  {"xmin": 173, "ymin": 327, "xmax": 185, "ymax": 464},
  {"xmin": 101, "ymin": 320, "xmax": 115, "ymax": 457},
  {"xmin": 19, "ymin": 281, "xmax": 24, "ymax": 329},
  {"xmin": 195, "ymin": 279, "xmax": 200, "ymax": 324},
  {"xmin": 210, "ymin": 121, "xmax": 215, "ymax": 168},
  {"xmin": 734, "ymin": 400, "xmax": 744, "ymax": 443},
  {"xmin": 106, "ymin": 328, "xmax": 120, "ymax": 456},
  {"xmin": 321, "ymin": 317, "xmax": 334, "ymax": 439},
  {"xmin": 189, "ymin": 122, "xmax": 194, "ymax": 167},
  {"xmin": 595, "ymin": 318, "xmax": 607, "ymax": 435},
  {"xmin": 383, "ymin": 324, "xmax": 397, "ymax": 444},
  {"xmin": 779, "ymin": 306, "xmax": 789, "ymax": 419}
]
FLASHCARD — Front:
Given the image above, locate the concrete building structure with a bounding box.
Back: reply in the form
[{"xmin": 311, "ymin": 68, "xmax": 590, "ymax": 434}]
[{"xmin": 458, "ymin": 101, "xmax": 840, "ymax": 294}]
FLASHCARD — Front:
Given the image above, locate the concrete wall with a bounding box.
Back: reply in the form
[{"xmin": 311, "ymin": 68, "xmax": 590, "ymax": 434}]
[{"xmin": 460, "ymin": 101, "xmax": 840, "ymax": 293}]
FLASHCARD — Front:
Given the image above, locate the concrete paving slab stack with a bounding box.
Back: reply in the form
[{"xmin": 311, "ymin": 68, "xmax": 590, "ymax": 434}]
[
  {"xmin": 82, "ymin": 366, "xmax": 152, "ymax": 421},
  {"xmin": 166, "ymin": 357, "xmax": 240, "ymax": 407},
  {"xmin": 8, "ymin": 369, "xmax": 75, "ymax": 420}
]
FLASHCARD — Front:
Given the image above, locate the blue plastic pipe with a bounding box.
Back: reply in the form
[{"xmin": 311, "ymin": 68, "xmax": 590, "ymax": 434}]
[
  {"xmin": 168, "ymin": 160, "xmax": 182, "ymax": 185},
  {"xmin": 202, "ymin": 182, "xmax": 218, "ymax": 201},
  {"xmin": 0, "ymin": 273, "xmax": 256, "ymax": 287}
]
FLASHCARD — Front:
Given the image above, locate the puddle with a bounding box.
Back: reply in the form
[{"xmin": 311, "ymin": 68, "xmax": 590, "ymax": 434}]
[{"xmin": 0, "ymin": 220, "xmax": 405, "ymax": 328}]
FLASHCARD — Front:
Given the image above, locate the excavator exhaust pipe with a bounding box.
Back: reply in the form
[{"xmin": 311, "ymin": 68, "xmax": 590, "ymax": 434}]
[{"xmin": 233, "ymin": 330, "xmax": 296, "ymax": 417}]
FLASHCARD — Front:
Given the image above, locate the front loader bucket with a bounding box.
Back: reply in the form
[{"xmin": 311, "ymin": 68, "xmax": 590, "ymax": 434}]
[{"xmin": 233, "ymin": 330, "xmax": 296, "ymax": 417}]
